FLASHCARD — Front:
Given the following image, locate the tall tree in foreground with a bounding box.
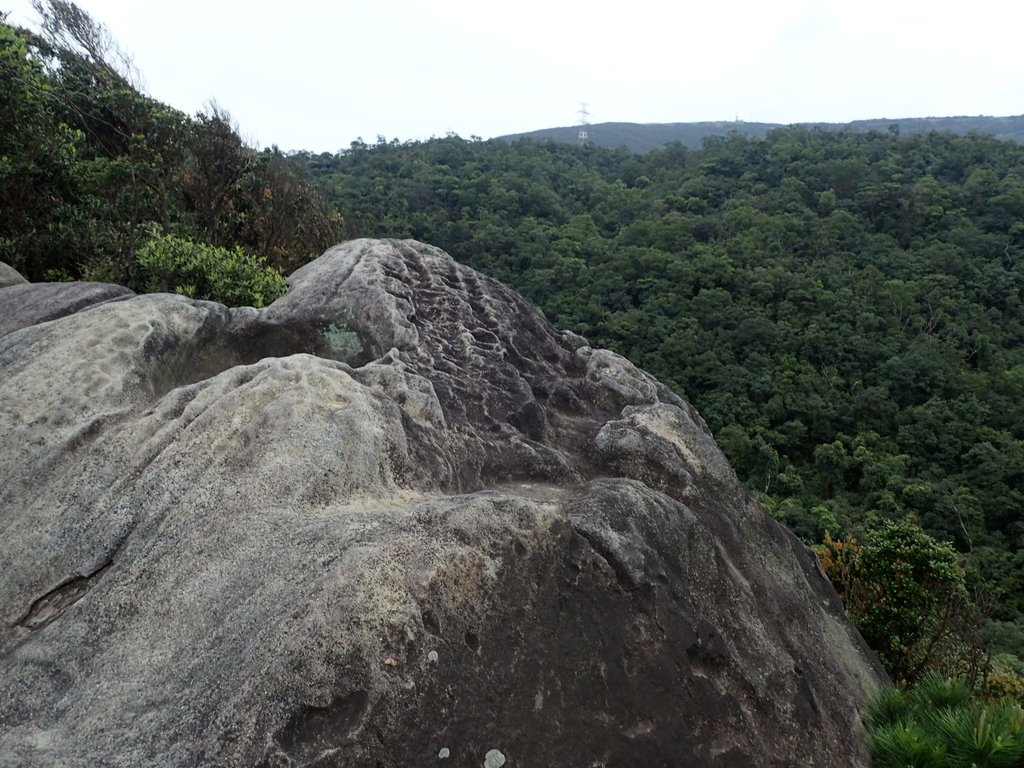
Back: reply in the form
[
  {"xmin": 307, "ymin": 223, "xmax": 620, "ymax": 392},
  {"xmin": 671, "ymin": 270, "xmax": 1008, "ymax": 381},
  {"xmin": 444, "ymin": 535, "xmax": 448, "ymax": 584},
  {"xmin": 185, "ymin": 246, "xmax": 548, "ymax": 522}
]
[{"xmin": 1, "ymin": 2, "xmax": 342, "ymax": 292}]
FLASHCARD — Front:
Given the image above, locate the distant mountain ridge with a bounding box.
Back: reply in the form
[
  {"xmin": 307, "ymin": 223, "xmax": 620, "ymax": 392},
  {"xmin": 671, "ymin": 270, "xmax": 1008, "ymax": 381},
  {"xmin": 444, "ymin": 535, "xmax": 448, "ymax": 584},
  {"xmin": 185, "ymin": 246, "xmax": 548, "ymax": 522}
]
[{"xmin": 499, "ymin": 115, "xmax": 1024, "ymax": 152}]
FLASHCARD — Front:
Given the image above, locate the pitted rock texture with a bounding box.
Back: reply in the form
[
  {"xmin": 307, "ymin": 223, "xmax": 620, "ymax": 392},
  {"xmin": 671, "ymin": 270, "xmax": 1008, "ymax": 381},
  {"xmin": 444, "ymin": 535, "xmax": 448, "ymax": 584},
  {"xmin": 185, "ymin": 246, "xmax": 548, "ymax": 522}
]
[{"xmin": 0, "ymin": 239, "xmax": 885, "ymax": 767}]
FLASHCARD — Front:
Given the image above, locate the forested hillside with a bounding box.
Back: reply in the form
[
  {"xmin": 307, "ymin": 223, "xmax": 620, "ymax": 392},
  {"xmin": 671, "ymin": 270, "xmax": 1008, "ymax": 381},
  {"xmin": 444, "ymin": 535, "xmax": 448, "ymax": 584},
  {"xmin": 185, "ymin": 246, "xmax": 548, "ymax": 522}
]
[
  {"xmin": 295, "ymin": 130, "xmax": 1024, "ymax": 671},
  {"xmin": 502, "ymin": 114, "xmax": 1024, "ymax": 151}
]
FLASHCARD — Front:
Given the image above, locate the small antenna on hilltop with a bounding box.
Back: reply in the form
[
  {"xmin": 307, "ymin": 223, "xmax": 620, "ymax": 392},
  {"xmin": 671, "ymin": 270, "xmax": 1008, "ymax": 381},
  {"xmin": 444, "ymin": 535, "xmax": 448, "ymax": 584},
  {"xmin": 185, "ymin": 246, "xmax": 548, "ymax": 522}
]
[{"xmin": 576, "ymin": 102, "xmax": 590, "ymax": 146}]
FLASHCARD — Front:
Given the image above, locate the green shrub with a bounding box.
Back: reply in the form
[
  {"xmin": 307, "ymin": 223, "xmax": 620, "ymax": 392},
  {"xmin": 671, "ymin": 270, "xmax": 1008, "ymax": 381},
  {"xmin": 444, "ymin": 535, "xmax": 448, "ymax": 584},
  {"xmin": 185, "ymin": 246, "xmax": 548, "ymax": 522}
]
[
  {"xmin": 988, "ymin": 700, "xmax": 1024, "ymax": 743},
  {"xmin": 985, "ymin": 654, "xmax": 1024, "ymax": 702},
  {"xmin": 911, "ymin": 672, "xmax": 973, "ymax": 711},
  {"xmin": 867, "ymin": 685, "xmax": 912, "ymax": 730},
  {"xmin": 867, "ymin": 679, "xmax": 1024, "ymax": 768},
  {"xmin": 816, "ymin": 518, "xmax": 980, "ymax": 685},
  {"xmin": 869, "ymin": 721, "xmax": 945, "ymax": 768},
  {"xmin": 929, "ymin": 706, "xmax": 1023, "ymax": 767},
  {"xmin": 135, "ymin": 229, "xmax": 286, "ymax": 307}
]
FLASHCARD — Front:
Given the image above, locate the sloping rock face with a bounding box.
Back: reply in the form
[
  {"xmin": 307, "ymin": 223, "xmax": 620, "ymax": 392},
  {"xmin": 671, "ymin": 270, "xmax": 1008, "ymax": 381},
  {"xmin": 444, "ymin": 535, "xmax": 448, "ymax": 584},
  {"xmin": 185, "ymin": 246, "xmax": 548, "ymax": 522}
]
[
  {"xmin": 0, "ymin": 261, "xmax": 27, "ymax": 289},
  {"xmin": 0, "ymin": 240, "xmax": 885, "ymax": 767}
]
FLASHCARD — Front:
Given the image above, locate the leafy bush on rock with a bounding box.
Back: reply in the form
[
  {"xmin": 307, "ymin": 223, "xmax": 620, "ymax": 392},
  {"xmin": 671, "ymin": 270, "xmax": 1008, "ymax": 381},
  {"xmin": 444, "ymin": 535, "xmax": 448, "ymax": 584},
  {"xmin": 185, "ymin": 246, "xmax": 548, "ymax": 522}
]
[{"xmin": 136, "ymin": 229, "xmax": 285, "ymax": 308}]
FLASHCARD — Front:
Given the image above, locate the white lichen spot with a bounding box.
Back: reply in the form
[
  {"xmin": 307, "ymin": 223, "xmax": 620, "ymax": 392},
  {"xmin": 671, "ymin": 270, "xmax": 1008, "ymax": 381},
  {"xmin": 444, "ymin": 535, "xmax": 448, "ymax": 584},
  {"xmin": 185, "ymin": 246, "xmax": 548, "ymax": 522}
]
[
  {"xmin": 533, "ymin": 690, "xmax": 544, "ymax": 711},
  {"xmin": 438, "ymin": 747, "xmax": 451, "ymax": 759},
  {"xmin": 323, "ymin": 323, "xmax": 364, "ymax": 361},
  {"xmin": 483, "ymin": 555, "xmax": 502, "ymax": 579},
  {"xmin": 484, "ymin": 749, "xmax": 506, "ymax": 767},
  {"xmin": 427, "ymin": 649, "xmax": 439, "ymax": 663}
]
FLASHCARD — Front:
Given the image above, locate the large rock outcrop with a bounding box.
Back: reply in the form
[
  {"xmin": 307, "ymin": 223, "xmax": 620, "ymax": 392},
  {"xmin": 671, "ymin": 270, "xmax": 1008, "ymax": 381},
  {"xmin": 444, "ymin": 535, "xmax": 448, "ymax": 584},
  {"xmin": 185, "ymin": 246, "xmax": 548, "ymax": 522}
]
[{"xmin": 0, "ymin": 239, "xmax": 885, "ymax": 767}]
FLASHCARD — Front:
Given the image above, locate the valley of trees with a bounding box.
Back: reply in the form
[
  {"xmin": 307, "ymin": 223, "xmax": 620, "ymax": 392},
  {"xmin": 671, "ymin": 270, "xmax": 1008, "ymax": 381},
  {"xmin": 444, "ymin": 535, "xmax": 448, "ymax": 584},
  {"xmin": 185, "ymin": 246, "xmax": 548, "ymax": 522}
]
[
  {"xmin": 4, "ymin": 2, "xmax": 1024, "ymax": 697},
  {"xmin": 295, "ymin": 128, "xmax": 1024, "ymax": 681}
]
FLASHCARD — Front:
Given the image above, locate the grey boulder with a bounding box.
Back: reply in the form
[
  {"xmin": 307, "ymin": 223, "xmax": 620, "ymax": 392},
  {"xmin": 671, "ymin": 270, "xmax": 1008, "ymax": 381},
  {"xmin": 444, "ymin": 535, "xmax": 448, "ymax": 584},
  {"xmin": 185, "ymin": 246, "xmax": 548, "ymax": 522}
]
[{"xmin": 0, "ymin": 239, "xmax": 884, "ymax": 767}]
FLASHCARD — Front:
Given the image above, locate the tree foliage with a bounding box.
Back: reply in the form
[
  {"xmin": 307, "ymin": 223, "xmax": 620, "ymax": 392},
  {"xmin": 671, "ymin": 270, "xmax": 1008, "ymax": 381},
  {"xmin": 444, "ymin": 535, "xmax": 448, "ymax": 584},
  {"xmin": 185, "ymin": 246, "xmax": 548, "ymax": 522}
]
[
  {"xmin": 817, "ymin": 521, "xmax": 984, "ymax": 684},
  {"xmin": 0, "ymin": 4, "xmax": 341, "ymax": 288}
]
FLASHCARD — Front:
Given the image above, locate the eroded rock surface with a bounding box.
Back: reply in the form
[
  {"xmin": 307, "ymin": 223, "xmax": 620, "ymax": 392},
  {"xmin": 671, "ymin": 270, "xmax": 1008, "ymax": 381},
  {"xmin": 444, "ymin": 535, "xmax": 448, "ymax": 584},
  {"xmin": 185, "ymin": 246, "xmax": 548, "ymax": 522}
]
[
  {"xmin": 0, "ymin": 239, "xmax": 885, "ymax": 767},
  {"xmin": 0, "ymin": 262, "xmax": 27, "ymax": 290}
]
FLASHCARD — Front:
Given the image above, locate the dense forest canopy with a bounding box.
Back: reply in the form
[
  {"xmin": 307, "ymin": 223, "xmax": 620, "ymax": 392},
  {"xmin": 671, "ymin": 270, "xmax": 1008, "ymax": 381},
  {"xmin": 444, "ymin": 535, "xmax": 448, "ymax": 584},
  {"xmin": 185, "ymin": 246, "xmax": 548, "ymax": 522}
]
[
  {"xmin": 4, "ymin": 2, "xmax": 1024, "ymax": 690},
  {"xmin": 293, "ymin": 128, "xmax": 1024, "ymax": 670}
]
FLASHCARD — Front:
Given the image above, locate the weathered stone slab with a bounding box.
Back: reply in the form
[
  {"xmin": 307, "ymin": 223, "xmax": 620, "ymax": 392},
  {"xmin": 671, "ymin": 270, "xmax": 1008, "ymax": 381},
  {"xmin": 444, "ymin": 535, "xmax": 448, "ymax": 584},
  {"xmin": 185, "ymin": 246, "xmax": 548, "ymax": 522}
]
[{"xmin": 0, "ymin": 239, "xmax": 884, "ymax": 767}]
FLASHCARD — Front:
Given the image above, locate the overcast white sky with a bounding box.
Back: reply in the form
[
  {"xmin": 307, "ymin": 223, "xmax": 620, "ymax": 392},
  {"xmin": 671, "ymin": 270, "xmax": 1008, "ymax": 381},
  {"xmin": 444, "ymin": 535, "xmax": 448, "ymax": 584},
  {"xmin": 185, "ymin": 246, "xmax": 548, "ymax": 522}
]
[{"xmin": 5, "ymin": 0, "xmax": 1023, "ymax": 153}]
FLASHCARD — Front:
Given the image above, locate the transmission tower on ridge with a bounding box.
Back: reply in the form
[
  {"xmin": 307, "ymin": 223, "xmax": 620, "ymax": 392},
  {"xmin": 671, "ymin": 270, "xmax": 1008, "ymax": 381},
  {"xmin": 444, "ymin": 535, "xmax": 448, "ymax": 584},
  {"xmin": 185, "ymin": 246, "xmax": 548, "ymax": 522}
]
[{"xmin": 576, "ymin": 103, "xmax": 590, "ymax": 146}]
